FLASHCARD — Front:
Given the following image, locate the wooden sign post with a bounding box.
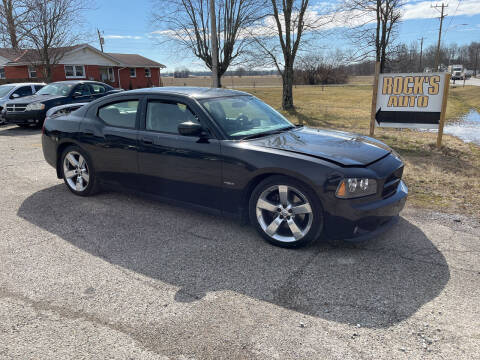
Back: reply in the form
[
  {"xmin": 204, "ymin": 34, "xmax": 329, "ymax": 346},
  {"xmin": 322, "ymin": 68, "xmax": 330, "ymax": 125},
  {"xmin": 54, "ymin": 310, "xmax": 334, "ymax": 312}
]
[
  {"xmin": 436, "ymin": 73, "xmax": 451, "ymax": 148},
  {"xmin": 369, "ymin": 61, "xmax": 381, "ymax": 136}
]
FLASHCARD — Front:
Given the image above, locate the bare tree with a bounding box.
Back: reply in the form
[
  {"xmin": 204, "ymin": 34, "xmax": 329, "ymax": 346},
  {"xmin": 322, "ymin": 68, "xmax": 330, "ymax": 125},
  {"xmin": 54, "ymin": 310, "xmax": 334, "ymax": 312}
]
[
  {"xmin": 22, "ymin": 0, "xmax": 89, "ymax": 82},
  {"xmin": 342, "ymin": 0, "xmax": 403, "ymax": 73},
  {"xmin": 248, "ymin": 0, "xmax": 332, "ymax": 109},
  {"xmin": 0, "ymin": 0, "xmax": 30, "ymax": 48},
  {"xmin": 152, "ymin": 0, "xmax": 262, "ymax": 87}
]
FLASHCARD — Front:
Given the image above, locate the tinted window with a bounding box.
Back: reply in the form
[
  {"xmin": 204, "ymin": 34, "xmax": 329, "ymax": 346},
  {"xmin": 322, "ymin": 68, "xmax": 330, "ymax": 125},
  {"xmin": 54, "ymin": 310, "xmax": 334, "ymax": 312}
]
[
  {"xmin": 146, "ymin": 101, "xmax": 198, "ymax": 133},
  {"xmin": 90, "ymin": 83, "xmax": 106, "ymax": 94},
  {"xmin": 73, "ymin": 84, "xmax": 91, "ymax": 96},
  {"xmin": 98, "ymin": 100, "xmax": 138, "ymax": 129},
  {"xmin": 12, "ymin": 86, "xmax": 33, "ymax": 98},
  {"xmin": 34, "ymin": 85, "xmax": 44, "ymax": 92}
]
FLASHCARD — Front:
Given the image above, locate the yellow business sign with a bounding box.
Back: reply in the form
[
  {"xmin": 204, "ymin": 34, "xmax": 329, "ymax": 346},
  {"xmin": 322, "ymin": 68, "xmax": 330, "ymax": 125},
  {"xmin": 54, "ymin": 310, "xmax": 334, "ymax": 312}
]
[{"xmin": 375, "ymin": 72, "xmax": 448, "ymax": 129}]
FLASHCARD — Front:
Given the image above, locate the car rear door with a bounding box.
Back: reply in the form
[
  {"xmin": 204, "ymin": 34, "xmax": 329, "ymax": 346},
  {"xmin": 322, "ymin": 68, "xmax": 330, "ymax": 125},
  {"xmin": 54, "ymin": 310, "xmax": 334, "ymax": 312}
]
[
  {"xmin": 71, "ymin": 83, "xmax": 93, "ymax": 103},
  {"xmin": 80, "ymin": 95, "xmax": 142, "ymax": 188},
  {"xmin": 136, "ymin": 95, "xmax": 223, "ymax": 210},
  {"xmin": 89, "ymin": 83, "xmax": 109, "ymax": 100}
]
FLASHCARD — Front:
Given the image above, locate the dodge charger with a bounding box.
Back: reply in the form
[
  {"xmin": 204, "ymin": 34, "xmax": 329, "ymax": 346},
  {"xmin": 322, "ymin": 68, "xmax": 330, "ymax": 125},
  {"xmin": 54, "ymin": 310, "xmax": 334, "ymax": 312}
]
[{"xmin": 42, "ymin": 87, "xmax": 407, "ymax": 248}]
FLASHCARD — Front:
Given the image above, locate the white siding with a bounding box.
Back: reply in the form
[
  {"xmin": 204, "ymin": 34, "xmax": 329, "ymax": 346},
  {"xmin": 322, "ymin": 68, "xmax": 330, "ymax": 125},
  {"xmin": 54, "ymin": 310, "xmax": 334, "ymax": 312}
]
[{"xmin": 59, "ymin": 47, "xmax": 118, "ymax": 66}]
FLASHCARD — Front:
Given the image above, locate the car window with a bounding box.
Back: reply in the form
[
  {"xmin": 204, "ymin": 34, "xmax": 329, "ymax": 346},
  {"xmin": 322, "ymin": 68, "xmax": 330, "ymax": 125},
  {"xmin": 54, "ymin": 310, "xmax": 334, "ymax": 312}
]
[
  {"xmin": 37, "ymin": 83, "xmax": 73, "ymax": 96},
  {"xmin": 0, "ymin": 85, "xmax": 15, "ymax": 98},
  {"xmin": 146, "ymin": 101, "xmax": 198, "ymax": 134},
  {"xmin": 12, "ymin": 86, "xmax": 33, "ymax": 98},
  {"xmin": 73, "ymin": 84, "xmax": 91, "ymax": 96},
  {"xmin": 90, "ymin": 83, "xmax": 106, "ymax": 94},
  {"xmin": 34, "ymin": 85, "xmax": 44, "ymax": 92},
  {"xmin": 98, "ymin": 100, "xmax": 138, "ymax": 129}
]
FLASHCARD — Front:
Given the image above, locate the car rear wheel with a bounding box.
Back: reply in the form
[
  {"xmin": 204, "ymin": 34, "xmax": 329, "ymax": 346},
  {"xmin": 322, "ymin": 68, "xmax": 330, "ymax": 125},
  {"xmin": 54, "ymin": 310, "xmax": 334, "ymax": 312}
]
[
  {"xmin": 249, "ymin": 176, "xmax": 323, "ymax": 248},
  {"xmin": 61, "ymin": 146, "xmax": 99, "ymax": 196}
]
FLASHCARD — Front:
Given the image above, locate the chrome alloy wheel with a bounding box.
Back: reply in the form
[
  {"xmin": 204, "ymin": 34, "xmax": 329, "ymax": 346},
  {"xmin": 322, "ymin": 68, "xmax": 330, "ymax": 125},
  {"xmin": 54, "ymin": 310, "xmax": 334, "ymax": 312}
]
[
  {"xmin": 63, "ymin": 151, "xmax": 89, "ymax": 192},
  {"xmin": 256, "ymin": 185, "xmax": 313, "ymax": 243}
]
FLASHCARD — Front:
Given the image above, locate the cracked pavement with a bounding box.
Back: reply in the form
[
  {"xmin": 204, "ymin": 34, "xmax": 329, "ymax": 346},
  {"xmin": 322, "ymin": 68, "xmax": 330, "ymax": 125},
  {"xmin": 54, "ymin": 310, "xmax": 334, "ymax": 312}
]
[{"xmin": 1, "ymin": 124, "xmax": 479, "ymax": 359}]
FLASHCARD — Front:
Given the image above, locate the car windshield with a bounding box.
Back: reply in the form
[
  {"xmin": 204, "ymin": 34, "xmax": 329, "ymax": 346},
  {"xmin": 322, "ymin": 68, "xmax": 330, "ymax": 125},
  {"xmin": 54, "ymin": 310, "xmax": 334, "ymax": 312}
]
[
  {"xmin": 37, "ymin": 83, "xmax": 74, "ymax": 96},
  {"xmin": 0, "ymin": 85, "xmax": 15, "ymax": 98},
  {"xmin": 200, "ymin": 96, "xmax": 294, "ymax": 139}
]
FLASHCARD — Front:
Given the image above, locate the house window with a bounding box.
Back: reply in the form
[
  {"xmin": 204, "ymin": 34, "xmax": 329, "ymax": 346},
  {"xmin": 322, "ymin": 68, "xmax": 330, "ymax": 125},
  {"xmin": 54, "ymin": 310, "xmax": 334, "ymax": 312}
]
[
  {"xmin": 65, "ymin": 65, "xmax": 85, "ymax": 78},
  {"xmin": 28, "ymin": 66, "xmax": 37, "ymax": 78},
  {"xmin": 145, "ymin": 68, "xmax": 151, "ymax": 78},
  {"xmin": 0, "ymin": 67, "xmax": 5, "ymax": 79},
  {"xmin": 129, "ymin": 68, "xmax": 136, "ymax": 78}
]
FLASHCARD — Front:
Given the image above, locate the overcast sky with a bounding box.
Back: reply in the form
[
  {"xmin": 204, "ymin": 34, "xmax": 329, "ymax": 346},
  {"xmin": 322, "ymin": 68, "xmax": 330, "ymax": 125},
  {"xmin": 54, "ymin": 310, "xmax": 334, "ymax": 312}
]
[{"xmin": 85, "ymin": 0, "xmax": 480, "ymax": 71}]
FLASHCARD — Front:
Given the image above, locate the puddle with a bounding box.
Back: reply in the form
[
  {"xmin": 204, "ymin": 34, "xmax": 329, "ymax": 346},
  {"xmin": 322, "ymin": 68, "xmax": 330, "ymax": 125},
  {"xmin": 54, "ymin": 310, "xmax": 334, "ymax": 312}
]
[{"xmin": 444, "ymin": 110, "xmax": 480, "ymax": 145}]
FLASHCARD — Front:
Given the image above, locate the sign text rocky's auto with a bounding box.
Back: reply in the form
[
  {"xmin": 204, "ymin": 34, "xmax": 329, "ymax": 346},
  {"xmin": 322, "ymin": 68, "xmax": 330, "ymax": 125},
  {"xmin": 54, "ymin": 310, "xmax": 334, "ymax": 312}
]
[{"xmin": 375, "ymin": 72, "xmax": 449, "ymax": 129}]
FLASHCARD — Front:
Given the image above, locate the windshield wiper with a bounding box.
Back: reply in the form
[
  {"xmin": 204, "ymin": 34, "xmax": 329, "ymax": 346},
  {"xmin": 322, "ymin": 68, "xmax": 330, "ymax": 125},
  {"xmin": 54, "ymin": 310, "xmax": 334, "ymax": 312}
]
[{"xmin": 239, "ymin": 126, "xmax": 295, "ymax": 141}]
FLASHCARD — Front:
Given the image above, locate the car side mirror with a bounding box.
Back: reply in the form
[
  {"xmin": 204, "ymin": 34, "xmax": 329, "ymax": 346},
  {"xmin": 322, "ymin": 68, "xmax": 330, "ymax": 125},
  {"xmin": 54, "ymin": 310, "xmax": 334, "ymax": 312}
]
[
  {"xmin": 11, "ymin": 93, "xmax": 20, "ymax": 99},
  {"xmin": 178, "ymin": 121, "xmax": 207, "ymax": 137}
]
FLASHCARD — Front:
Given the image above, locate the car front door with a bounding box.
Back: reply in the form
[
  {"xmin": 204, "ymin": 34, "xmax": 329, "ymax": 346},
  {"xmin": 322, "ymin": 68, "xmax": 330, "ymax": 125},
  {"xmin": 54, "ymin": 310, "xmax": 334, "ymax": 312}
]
[
  {"xmin": 80, "ymin": 96, "xmax": 141, "ymax": 188},
  {"xmin": 137, "ymin": 96, "xmax": 222, "ymax": 210}
]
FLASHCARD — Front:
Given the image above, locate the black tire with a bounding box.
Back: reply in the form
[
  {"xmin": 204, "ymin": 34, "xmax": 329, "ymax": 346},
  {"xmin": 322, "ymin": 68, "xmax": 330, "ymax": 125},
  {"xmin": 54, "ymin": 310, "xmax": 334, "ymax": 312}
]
[
  {"xmin": 249, "ymin": 175, "xmax": 323, "ymax": 248},
  {"xmin": 60, "ymin": 145, "xmax": 100, "ymax": 196}
]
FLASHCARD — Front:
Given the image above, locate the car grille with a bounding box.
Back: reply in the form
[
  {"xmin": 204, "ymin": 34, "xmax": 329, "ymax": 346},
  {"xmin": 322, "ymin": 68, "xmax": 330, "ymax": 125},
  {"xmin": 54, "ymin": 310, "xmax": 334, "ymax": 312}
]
[
  {"xmin": 382, "ymin": 166, "xmax": 404, "ymax": 198},
  {"xmin": 6, "ymin": 104, "xmax": 27, "ymax": 112}
]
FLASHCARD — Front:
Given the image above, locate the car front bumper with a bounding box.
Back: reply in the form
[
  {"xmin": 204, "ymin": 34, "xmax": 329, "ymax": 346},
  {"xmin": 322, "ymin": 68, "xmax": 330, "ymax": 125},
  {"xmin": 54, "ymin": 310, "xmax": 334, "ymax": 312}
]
[
  {"xmin": 324, "ymin": 180, "xmax": 408, "ymax": 241},
  {"xmin": 5, "ymin": 110, "xmax": 45, "ymax": 125}
]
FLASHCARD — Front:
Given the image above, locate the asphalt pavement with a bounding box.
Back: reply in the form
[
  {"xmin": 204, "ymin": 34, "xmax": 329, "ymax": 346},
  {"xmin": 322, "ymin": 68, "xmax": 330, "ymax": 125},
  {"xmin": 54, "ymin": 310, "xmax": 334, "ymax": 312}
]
[{"xmin": 0, "ymin": 124, "xmax": 479, "ymax": 359}]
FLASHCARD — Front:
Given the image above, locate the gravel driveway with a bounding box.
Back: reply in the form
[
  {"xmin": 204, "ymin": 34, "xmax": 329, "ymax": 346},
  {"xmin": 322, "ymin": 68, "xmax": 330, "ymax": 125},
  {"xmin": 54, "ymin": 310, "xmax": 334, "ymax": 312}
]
[{"xmin": 1, "ymin": 124, "xmax": 479, "ymax": 359}]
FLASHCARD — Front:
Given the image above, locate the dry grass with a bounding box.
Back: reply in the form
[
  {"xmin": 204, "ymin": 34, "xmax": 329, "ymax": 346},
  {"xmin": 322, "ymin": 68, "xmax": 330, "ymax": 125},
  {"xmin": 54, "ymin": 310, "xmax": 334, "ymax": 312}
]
[{"xmin": 239, "ymin": 85, "xmax": 480, "ymax": 218}]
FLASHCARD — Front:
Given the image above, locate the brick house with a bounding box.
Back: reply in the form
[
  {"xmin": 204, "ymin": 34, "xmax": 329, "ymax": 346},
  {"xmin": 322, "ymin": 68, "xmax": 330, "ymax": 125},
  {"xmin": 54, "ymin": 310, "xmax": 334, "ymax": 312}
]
[{"xmin": 0, "ymin": 44, "xmax": 166, "ymax": 89}]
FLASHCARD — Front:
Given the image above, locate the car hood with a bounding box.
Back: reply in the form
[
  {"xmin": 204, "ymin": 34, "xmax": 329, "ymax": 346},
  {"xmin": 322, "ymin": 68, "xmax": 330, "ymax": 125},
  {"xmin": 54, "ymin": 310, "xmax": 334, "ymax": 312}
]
[
  {"xmin": 6, "ymin": 94, "xmax": 65, "ymax": 104},
  {"xmin": 249, "ymin": 127, "xmax": 392, "ymax": 166}
]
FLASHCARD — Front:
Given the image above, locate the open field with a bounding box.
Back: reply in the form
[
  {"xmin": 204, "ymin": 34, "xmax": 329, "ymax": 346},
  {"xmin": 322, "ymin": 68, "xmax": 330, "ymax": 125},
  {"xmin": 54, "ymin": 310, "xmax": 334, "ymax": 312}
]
[
  {"xmin": 161, "ymin": 75, "xmax": 374, "ymax": 88},
  {"xmin": 238, "ymin": 85, "xmax": 480, "ymax": 218}
]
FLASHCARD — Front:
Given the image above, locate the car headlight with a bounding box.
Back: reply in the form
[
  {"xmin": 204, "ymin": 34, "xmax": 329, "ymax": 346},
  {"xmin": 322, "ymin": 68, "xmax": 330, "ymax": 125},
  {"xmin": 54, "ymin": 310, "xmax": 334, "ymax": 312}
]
[
  {"xmin": 336, "ymin": 178, "xmax": 377, "ymax": 198},
  {"xmin": 25, "ymin": 102, "xmax": 45, "ymax": 111}
]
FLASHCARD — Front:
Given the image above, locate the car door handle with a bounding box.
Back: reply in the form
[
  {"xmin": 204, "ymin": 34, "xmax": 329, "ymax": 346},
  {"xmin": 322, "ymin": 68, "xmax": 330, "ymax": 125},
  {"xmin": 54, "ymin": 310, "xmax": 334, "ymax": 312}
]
[{"xmin": 141, "ymin": 136, "xmax": 154, "ymax": 144}]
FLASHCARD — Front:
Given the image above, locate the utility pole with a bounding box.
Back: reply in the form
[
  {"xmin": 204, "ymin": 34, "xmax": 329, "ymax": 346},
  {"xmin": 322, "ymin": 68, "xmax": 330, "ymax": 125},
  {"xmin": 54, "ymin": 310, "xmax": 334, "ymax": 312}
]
[
  {"xmin": 432, "ymin": 3, "xmax": 447, "ymax": 71},
  {"xmin": 97, "ymin": 28, "xmax": 104, "ymax": 52},
  {"xmin": 209, "ymin": 0, "xmax": 219, "ymax": 88},
  {"xmin": 418, "ymin": 37, "xmax": 424, "ymax": 72}
]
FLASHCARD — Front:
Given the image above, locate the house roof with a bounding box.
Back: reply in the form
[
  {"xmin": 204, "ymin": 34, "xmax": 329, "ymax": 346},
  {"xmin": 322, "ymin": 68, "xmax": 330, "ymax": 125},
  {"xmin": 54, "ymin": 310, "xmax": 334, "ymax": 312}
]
[
  {"xmin": 0, "ymin": 44, "xmax": 165, "ymax": 69},
  {"xmin": 106, "ymin": 53, "xmax": 165, "ymax": 68}
]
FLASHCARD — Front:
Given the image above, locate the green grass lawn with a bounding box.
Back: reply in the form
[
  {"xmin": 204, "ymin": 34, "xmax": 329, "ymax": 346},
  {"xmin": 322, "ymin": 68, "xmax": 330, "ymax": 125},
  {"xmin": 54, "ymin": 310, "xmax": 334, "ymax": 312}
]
[{"xmin": 239, "ymin": 85, "xmax": 480, "ymax": 218}]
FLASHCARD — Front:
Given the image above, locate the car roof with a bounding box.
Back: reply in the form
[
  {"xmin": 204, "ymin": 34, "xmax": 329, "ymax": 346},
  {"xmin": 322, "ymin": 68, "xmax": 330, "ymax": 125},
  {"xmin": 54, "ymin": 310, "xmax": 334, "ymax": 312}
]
[
  {"xmin": 0, "ymin": 82, "xmax": 46, "ymax": 87},
  {"xmin": 48, "ymin": 80, "xmax": 108, "ymax": 85},
  {"xmin": 125, "ymin": 86, "xmax": 250, "ymax": 99}
]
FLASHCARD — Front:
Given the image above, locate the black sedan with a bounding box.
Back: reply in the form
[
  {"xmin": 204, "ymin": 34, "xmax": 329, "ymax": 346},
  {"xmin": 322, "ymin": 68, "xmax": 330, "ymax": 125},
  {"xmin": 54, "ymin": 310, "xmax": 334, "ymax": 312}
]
[
  {"xmin": 5, "ymin": 80, "xmax": 121, "ymax": 128},
  {"xmin": 42, "ymin": 87, "xmax": 407, "ymax": 248}
]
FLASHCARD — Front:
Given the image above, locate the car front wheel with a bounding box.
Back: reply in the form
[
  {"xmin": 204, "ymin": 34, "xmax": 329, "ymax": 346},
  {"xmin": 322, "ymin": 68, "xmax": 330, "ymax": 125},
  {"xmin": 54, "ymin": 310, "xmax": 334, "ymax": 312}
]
[
  {"xmin": 249, "ymin": 176, "xmax": 323, "ymax": 248},
  {"xmin": 61, "ymin": 146, "xmax": 99, "ymax": 196}
]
